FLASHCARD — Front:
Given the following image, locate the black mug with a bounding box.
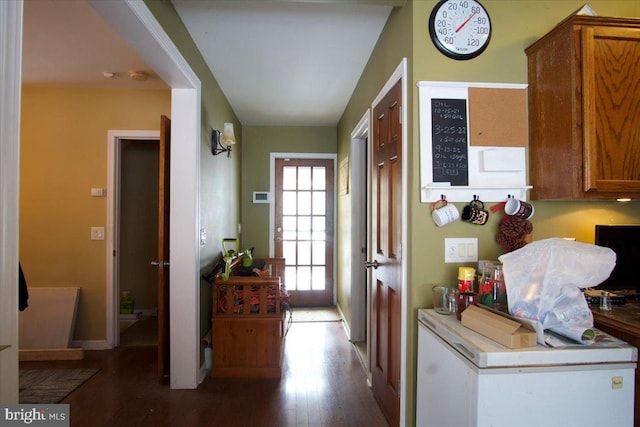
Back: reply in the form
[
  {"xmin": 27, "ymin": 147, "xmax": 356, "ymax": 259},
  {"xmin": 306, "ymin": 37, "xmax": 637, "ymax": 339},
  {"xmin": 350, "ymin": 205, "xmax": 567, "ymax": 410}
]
[{"xmin": 462, "ymin": 199, "xmax": 489, "ymax": 225}]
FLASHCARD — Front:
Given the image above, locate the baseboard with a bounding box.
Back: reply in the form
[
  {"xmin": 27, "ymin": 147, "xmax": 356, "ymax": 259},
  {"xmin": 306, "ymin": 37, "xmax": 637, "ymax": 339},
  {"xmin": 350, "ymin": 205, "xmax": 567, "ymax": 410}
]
[
  {"xmin": 70, "ymin": 340, "xmax": 111, "ymax": 350},
  {"xmin": 120, "ymin": 308, "xmax": 156, "ymax": 319},
  {"xmin": 19, "ymin": 348, "xmax": 84, "ymax": 361},
  {"xmin": 198, "ymin": 362, "xmax": 209, "ymax": 385},
  {"xmin": 336, "ymin": 304, "xmax": 352, "ymax": 340}
]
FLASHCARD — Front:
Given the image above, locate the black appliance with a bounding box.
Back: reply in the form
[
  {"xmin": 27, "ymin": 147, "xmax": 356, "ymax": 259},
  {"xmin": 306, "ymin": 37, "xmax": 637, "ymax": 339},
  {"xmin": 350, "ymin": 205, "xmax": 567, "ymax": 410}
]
[{"xmin": 595, "ymin": 224, "xmax": 640, "ymax": 298}]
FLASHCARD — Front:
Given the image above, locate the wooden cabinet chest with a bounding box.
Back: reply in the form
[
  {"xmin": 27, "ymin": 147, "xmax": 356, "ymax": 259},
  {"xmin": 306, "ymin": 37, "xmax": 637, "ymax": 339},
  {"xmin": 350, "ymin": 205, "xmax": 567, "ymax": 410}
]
[{"xmin": 526, "ymin": 15, "xmax": 640, "ymax": 200}]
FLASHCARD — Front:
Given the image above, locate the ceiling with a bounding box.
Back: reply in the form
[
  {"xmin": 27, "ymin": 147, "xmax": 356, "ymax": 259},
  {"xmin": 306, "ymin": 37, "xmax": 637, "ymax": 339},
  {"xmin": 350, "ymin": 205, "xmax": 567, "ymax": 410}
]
[
  {"xmin": 22, "ymin": 0, "xmax": 167, "ymax": 90},
  {"xmin": 22, "ymin": 0, "xmax": 400, "ymax": 127}
]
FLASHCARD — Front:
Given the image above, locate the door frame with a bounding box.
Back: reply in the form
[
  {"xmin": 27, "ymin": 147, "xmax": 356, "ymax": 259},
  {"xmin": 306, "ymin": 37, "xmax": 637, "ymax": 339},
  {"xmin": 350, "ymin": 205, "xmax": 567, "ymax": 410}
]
[
  {"xmin": 368, "ymin": 58, "xmax": 408, "ymax": 426},
  {"xmin": 0, "ymin": 0, "xmax": 23, "ymax": 403},
  {"xmin": 106, "ymin": 130, "xmax": 160, "ymax": 349},
  {"xmin": 88, "ymin": 1, "xmax": 202, "ymax": 389},
  {"xmin": 348, "ymin": 110, "xmax": 370, "ymax": 347},
  {"xmin": 269, "ymin": 152, "xmax": 338, "ymax": 305}
]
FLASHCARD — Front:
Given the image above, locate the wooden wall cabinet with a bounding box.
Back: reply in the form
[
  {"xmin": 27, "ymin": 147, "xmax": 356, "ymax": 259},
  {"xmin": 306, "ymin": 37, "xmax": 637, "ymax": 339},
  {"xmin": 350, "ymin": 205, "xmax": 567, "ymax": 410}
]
[{"xmin": 526, "ymin": 15, "xmax": 640, "ymax": 200}]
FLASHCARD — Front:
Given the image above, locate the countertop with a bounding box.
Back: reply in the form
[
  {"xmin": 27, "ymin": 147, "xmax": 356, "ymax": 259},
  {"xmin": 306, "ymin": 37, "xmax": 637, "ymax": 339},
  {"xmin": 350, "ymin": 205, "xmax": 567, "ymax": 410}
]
[{"xmin": 592, "ymin": 302, "xmax": 640, "ymax": 337}]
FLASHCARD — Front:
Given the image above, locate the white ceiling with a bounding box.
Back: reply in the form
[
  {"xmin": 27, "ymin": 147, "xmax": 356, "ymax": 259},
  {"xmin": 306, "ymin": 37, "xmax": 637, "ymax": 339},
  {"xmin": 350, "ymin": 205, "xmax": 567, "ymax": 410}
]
[
  {"xmin": 22, "ymin": 0, "xmax": 167, "ymax": 90},
  {"xmin": 172, "ymin": 0, "xmax": 393, "ymax": 126},
  {"xmin": 22, "ymin": 0, "xmax": 397, "ymax": 126}
]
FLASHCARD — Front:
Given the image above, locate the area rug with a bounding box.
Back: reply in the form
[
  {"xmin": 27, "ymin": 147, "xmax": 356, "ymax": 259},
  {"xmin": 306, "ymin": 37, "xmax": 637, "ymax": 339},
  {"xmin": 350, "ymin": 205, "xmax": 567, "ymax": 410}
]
[
  {"xmin": 291, "ymin": 307, "xmax": 342, "ymax": 323},
  {"xmin": 19, "ymin": 368, "xmax": 100, "ymax": 404}
]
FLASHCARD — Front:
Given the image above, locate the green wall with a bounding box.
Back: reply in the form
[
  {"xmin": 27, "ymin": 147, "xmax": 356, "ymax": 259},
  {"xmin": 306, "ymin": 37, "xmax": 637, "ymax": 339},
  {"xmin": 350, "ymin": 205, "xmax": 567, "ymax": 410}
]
[
  {"xmin": 144, "ymin": 0, "xmax": 242, "ymax": 352},
  {"xmin": 240, "ymin": 126, "xmax": 337, "ymax": 257},
  {"xmin": 338, "ymin": 1, "xmax": 640, "ymax": 425},
  {"xmin": 336, "ymin": 0, "xmax": 413, "ymax": 342}
]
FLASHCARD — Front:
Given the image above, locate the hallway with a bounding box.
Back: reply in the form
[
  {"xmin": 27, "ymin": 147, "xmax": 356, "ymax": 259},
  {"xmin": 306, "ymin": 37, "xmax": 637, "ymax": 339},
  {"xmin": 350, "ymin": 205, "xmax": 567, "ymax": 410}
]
[{"xmin": 20, "ymin": 321, "xmax": 388, "ymax": 426}]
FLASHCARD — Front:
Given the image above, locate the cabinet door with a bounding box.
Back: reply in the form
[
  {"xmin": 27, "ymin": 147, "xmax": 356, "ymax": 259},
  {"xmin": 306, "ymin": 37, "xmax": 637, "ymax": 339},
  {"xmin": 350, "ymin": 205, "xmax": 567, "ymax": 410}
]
[{"xmin": 582, "ymin": 26, "xmax": 640, "ymax": 193}]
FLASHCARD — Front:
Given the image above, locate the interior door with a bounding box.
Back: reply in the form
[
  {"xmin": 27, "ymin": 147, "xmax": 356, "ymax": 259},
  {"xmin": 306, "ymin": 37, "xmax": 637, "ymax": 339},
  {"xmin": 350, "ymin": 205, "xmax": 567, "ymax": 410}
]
[
  {"xmin": 370, "ymin": 80, "xmax": 402, "ymax": 427},
  {"xmin": 156, "ymin": 115, "xmax": 171, "ymax": 384},
  {"xmin": 274, "ymin": 158, "xmax": 334, "ymax": 307}
]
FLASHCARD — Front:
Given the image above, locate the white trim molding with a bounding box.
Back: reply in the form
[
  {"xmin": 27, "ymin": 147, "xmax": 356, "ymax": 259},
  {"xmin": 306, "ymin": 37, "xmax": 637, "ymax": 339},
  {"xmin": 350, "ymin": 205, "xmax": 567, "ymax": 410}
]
[
  {"xmin": 0, "ymin": 0, "xmax": 23, "ymax": 404},
  {"xmin": 90, "ymin": 0, "xmax": 202, "ymax": 389}
]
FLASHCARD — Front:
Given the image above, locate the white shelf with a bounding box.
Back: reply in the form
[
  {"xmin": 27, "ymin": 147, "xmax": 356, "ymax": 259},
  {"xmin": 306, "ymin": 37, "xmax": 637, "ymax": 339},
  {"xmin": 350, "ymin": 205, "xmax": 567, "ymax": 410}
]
[{"xmin": 422, "ymin": 185, "xmax": 532, "ymax": 203}]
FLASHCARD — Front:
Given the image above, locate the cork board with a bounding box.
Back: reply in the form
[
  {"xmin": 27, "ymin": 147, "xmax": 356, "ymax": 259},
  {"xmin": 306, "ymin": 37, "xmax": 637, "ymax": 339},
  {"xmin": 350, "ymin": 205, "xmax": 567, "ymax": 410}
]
[{"xmin": 468, "ymin": 87, "xmax": 527, "ymax": 147}]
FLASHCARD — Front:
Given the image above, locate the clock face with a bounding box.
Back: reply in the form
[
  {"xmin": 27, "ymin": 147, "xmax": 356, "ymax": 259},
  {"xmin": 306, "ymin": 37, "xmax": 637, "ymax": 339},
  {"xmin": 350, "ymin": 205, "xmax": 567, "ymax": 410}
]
[{"xmin": 429, "ymin": 0, "xmax": 492, "ymax": 60}]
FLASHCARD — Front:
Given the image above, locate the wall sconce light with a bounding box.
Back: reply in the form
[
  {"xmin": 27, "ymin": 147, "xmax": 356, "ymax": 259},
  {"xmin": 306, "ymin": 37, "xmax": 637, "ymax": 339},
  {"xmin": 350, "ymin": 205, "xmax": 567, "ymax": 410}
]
[{"xmin": 211, "ymin": 123, "xmax": 236, "ymax": 157}]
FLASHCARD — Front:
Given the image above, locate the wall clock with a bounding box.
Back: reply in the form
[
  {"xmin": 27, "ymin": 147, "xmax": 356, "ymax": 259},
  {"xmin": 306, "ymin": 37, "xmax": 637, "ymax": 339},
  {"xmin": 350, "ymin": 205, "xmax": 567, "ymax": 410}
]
[{"xmin": 428, "ymin": 0, "xmax": 492, "ymax": 60}]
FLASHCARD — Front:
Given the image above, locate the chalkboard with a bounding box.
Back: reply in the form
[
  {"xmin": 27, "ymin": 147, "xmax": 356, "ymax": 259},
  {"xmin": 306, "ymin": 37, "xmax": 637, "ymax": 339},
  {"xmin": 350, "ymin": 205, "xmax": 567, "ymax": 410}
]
[{"xmin": 431, "ymin": 98, "xmax": 469, "ymax": 186}]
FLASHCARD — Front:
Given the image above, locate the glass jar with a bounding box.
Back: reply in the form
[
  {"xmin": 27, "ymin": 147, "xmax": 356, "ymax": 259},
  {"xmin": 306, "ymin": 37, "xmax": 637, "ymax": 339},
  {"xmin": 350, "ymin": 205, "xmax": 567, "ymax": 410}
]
[{"xmin": 479, "ymin": 265, "xmax": 508, "ymax": 312}]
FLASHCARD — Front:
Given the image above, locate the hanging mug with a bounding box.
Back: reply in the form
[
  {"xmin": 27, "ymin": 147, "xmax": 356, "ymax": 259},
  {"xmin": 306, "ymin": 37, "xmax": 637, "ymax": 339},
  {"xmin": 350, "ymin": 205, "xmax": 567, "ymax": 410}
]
[
  {"xmin": 461, "ymin": 196, "xmax": 489, "ymax": 225},
  {"xmin": 504, "ymin": 195, "xmax": 534, "ymax": 220},
  {"xmin": 432, "ymin": 196, "xmax": 459, "ymax": 227}
]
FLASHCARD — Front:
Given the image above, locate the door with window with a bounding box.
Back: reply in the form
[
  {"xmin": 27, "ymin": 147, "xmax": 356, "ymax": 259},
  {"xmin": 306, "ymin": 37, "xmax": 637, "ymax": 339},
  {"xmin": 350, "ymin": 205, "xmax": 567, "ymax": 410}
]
[{"xmin": 275, "ymin": 158, "xmax": 334, "ymax": 307}]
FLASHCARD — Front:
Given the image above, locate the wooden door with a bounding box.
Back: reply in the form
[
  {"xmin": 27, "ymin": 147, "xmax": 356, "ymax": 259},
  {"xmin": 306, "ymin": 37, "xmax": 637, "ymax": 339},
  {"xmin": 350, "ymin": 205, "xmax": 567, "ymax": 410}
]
[
  {"xmin": 274, "ymin": 158, "xmax": 334, "ymax": 307},
  {"xmin": 156, "ymin": 115, "xmax": 171, "ymax": 384},
  {"xmin": 370, "ymin": 80, "xmax": 402, "ymax": 427}
]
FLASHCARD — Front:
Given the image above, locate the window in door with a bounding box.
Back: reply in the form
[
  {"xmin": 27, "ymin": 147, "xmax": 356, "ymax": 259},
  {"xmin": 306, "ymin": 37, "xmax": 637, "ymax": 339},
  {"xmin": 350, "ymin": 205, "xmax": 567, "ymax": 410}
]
[{"xmin": 275, "ymin": 158, "xmax": 334, "ymax": 307}]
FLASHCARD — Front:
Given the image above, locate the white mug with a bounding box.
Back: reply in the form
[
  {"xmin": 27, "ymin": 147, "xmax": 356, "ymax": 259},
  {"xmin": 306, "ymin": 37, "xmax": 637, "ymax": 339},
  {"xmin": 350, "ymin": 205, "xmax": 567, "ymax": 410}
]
[
  {"xmin": 432, "ymin": 199, "xmax": 459, "ymax": 227},
  {"xmin": 504, "ymin": 197, "xmax": 534, "ymax": 220}
]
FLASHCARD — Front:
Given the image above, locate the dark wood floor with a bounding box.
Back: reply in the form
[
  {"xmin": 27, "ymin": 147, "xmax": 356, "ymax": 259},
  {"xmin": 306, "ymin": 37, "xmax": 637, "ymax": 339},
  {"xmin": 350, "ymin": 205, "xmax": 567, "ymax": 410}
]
[{"xmin": 20, "ymin": 321, "xmax": 388, "ymax": 427}]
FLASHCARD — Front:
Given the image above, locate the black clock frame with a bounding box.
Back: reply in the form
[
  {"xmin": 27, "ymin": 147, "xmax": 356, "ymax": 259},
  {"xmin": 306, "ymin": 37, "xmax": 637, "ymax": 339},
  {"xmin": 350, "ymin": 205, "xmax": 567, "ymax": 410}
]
[{"xmin": 428, "ymin": 0, "xmax": 492, "ymax": 61}]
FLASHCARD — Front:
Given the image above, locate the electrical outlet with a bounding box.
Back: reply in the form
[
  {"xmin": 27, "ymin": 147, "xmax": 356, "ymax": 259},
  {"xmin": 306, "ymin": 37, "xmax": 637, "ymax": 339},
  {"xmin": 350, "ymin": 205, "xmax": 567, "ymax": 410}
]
[{"xmin": 444, "ymin": 238, "xmax": 478, "ymax": 263}]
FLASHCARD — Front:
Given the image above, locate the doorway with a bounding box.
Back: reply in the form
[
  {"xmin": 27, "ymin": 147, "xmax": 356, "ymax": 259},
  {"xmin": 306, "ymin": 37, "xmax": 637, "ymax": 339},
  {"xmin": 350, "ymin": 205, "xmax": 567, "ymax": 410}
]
[
  {"xmin": 117, "ymin": 138, "xmax": 159, "ymax": 347},
  {"xmin": 274, "ymin": 157, "xmax": 335, "ymax": 307},
  {"xmin": 2, "ymin": 0, "xmax": 202, "ymax": 393},
  {"xmin": 107, "ymin": 131, "xmax": 160, "ymax": 349},
  {"xmin": 349, "ymin": 110, "xmax": 370, "ymax": 372}
]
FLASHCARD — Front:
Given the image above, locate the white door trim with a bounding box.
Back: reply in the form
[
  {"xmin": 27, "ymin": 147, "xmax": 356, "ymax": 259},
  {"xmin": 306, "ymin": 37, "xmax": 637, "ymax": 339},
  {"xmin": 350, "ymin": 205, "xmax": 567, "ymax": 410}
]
[
  {"xmin": 0, "ymin": 0, "xmax": 23, "ymax": 403},
  {"xmin": 106, "ymin": 130, "xmax": 160, "ymax": 350},
  {"xmin": 370, "ymin": 57, "xmax": 408, "ymax": 426},
  {"xmin": 349, "ymin": 110, "xmax": 370, "ymax": 346},
  {"xmin": 89, "ymin": 0, "xmax": 202, "ymax": 389}
]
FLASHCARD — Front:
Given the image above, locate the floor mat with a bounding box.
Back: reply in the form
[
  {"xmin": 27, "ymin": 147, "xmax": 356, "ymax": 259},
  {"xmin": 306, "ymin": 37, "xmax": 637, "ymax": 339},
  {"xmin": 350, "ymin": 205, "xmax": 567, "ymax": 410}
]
[
  {"xmin": 290, "ymin": 307, "xmax": 342, "ymax": 323},
  {"xmin": 19, "ymin": 368, "xmax": 100, "ymax": 404}
]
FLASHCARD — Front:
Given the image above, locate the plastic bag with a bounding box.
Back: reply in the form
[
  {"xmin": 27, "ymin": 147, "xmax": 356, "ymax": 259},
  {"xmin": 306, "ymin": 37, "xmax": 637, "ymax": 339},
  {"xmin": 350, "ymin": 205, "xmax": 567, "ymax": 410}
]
[{"xmin": 498, "ymin": 238, "xmax": 616, "ymax": 334}]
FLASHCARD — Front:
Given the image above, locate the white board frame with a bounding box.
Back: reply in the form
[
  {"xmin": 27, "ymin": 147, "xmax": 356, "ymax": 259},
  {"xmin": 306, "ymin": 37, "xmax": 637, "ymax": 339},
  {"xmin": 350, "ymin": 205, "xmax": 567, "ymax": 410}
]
[{"xmin": 418, "ymin": 81, "xmax": 531, "ymax": 203}]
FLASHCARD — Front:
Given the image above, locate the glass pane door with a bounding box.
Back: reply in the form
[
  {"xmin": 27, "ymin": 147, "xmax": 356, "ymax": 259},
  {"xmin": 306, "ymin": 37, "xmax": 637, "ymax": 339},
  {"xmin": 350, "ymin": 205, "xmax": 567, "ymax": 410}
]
[{"xmin": 275, "ymin": 158, "xmax": 334, "ymax": 307}]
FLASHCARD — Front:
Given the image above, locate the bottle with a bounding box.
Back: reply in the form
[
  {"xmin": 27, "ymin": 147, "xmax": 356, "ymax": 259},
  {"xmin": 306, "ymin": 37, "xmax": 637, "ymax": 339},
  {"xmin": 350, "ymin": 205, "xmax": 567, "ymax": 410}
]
[
  {"xmin": 120, "ymin": 291, "xmax": 135, "ymax": 315},
  {"xmin": 458, "ymin": 267, "xmax": 476, "ymax": 293}
]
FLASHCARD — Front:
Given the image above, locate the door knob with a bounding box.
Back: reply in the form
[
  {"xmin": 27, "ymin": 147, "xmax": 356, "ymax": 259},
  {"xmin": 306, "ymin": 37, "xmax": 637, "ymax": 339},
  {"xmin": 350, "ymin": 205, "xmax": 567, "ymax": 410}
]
[{"xmin": 365, "ymin": 260, "xmax": 379, "ymax": 269}]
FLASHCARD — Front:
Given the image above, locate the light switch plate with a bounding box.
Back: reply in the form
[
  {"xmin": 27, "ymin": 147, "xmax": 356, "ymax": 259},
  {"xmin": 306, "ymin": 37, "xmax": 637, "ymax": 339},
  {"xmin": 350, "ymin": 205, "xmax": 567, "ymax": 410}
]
[
  {"xmin": 91, "ymin": 227, "xmax": 105, "ymax": 241},
  {"xmin": 445, "ymin": 238, "xmax": 478, "ymax": 263}
]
